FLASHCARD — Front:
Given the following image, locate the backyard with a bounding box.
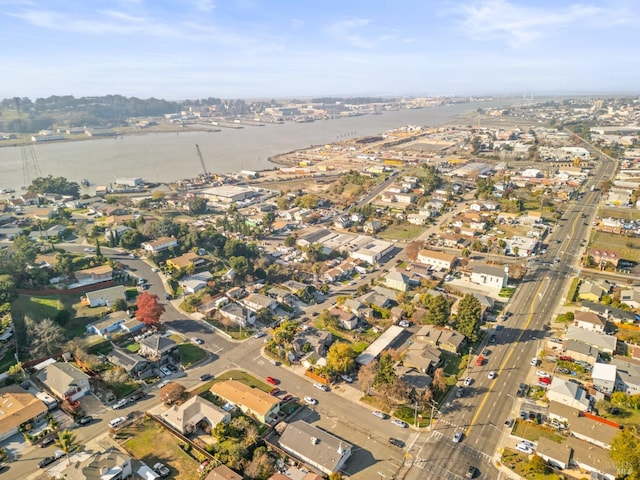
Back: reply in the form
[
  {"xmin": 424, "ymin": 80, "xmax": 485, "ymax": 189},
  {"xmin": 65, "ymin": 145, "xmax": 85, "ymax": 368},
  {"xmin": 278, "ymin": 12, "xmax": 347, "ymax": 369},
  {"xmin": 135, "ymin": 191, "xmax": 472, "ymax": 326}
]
[{"xmin": 121, "ymin": 418, "xmax": 201, "ymax": 480}]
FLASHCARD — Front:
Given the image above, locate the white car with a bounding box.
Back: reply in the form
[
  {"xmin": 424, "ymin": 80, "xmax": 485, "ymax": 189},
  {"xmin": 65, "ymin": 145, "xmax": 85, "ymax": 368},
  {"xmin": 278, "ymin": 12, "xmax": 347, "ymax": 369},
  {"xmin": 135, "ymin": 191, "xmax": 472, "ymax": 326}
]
[
  {"xmin": 398, "ymin": 320, "xmax": 410, "ymax": 328},
  {"xmin": 391, "ymin": 419, "xmax": 408, "ymax": 428},
  {"xmin": 304, "ymin": 396, "xmax": 317, "ymax": 405},
  {"xmin": 108, "ymin": 416, "xmax": 127, "ymax": 429},
  {"xmin": 372, "ymin": 410, "xmax": 387, "ymax": 419},
  {"xmin": 190, "ymin": 337, "xmax": 204, "ymax": 345},
  {"xmin": 537, "ymin": 370, "xmax": 550, "ymax": 378},
  {"xmin": 313, "ymin": 382, "xmax": 329, "ymax": 392},
  {"xmin": 341, "ymin": 374, "xmax": 353, "ymax": 383},
  {"xmin": 530, "ymin": 357, "xmax": 539, "ymax": 366},
  {"xmin": 515, "ymin": 443, "xmax": 533, "ymax": 454},
  {"xmin": 253, "ymin": 331, "xmax": 266, "ymax": 339},
  {"xmin": 488, "ymin": 371, "xmax": 497, "ymax": 380},
  {"xmin": 83, "ymin": 247, "xmax": 95, "ymax": 252},
  {"xmin": 452, "ymin": 431, "xmax": 463, "ymax": 443},
  {"xmin": 463, "ymin": 376, "xmax": 473, "ymax": 386},
  {"xmin": 112, "ymin": 398, "xmax": 130, "ymax": 409},
  {"xmin": 157, "ymin": 380, "xmax": 171, "ymax": 389}
]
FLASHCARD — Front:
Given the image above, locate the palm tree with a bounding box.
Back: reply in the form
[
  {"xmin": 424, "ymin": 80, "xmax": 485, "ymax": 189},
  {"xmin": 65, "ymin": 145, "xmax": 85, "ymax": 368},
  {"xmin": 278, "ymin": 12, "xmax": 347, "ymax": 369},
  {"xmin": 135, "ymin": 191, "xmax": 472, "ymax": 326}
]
[{"xmin": 55, "ymin": 429, "xmax": 79, "ymax": 466}]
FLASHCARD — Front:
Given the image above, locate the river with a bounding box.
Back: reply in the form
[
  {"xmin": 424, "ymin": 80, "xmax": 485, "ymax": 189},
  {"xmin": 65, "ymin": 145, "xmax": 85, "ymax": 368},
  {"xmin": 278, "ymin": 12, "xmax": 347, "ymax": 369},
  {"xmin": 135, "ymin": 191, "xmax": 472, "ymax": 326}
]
[{"xmin": 0, "ymin": 99, "xmax": 522, "ymax": 193}]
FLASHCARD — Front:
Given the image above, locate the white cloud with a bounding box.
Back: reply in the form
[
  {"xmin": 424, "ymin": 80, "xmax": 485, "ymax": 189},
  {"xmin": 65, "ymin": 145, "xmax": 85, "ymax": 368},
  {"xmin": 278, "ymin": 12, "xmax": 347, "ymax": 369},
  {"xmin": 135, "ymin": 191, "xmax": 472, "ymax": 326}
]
[
  {"xmin": 326, "ymin": 17, "xmax": 376, "ymax": 49},
  {"xmin": 192, "ymin": 0, "xmax": 215, "ymax": 12},
  {"xmin": 452, "ymin": 0, "xmax": 630, "ymax": 46}
]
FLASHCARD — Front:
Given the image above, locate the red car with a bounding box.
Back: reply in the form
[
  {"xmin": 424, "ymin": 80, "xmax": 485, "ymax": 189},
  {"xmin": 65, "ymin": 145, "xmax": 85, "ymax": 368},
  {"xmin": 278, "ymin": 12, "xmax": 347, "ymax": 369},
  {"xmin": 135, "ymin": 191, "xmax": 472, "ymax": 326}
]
[
  {"xmin": 269, "ymin": 387, "xmax": 280, "ymax": 396},
  {"xmin": 281, "ymin": 394, "xmax": 294, "ymax": 403},
  {"xmin": 266, "ymin": 376, "xmax": 279, "ymax": 385},
  {"xmin": 538, "ymin": 377, "xmax": 551, "ymax": 385}
]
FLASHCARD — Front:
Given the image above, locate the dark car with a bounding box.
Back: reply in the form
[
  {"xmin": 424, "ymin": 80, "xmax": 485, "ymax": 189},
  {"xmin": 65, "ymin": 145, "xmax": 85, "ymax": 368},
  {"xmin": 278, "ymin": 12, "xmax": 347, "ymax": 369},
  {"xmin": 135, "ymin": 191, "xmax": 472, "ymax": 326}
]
[
  {"xmin": 466, "ymin": 466, "xmax": 478, "ymax": 478},
  {"xmin": 269, "ymin": 387, "xmax": 281, "ymax": 396},
  {"xmin": 199, "ymin": 373, "xmax": 213, "ymax": 382},
  {"xmin": 76, "ymin": 415, "xmax": 93, "ymax": 426},
  {"xmin": 38, "ymin": 456, "xmax": 56, "ymax": 468},
  {"xmin": 131, "ymin": 391, "xmax": 146, "ymax": 401},
  {"xmin": 389, "ymin": 437, "xmax": 404, "ymax": 448},
  {"xmin": 281, "ymin": 394, "xmax": 294, "ymax": 403},
  {"xmin": 488, "ymin": 334, "xmax": 496, "ymax": 344},
  {"xmin": 40, "ymin": 436, "xmax": 55, "ymax": 448}
]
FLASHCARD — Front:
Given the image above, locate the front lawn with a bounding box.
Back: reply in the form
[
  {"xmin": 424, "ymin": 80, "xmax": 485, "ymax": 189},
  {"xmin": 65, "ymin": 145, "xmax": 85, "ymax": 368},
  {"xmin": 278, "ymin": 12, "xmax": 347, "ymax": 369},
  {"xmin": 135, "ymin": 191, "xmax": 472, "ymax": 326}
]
[
  {"xmin": 177, "ymin": 343, "xmax": 207, "ymax": 368},
  {"xmin": 204, "ymin": 318, "xmax": 252, "ymax": 340},
  {"xmin": 121, "ymin": 418, "xmax": 200, "ymax": 480}
]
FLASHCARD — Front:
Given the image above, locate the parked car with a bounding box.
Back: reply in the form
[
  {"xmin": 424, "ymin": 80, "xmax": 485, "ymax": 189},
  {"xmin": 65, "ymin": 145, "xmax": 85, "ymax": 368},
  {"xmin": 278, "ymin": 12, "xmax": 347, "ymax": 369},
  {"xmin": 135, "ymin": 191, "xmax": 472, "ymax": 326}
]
[
  {"xmin": 515, "ymin": 443, "xmax": 533, "ymax": 454},
  {"xmin": 159, "ymin": 365, "xmax": 172, "ymax": 376},
  {"xmin": 389, "ymin": 437, "xmax": 404, "ymax": 447},
  {"xmin": 153, "ymin": 462, "xmax": 170, "ymax": 477},
  {"xmin": 253, "ymin": 331, "xmax": 266, "ymax": 339},
  {"xmin": 313, "ymin": 382, "xmax": 330, "ymax": 392},
  {"xmin": 40, "ymin": 436, "xmax": 55, "ymax": 448},
  {"xmin": 466, "ymin": 466, "xmax": 478, "ymax": 478},
  {"xmin": 341, "ymin": 374, "xmax": 353, "ymax": 383},
  {"xmin": 372, "ymin": 410, "xmax": 388, "ymax": 419},
  {"xmin": 83, "ymin": 247, "xmax": 95, "ymax": 252},
  {"xmin": 108, "ymin": 416, "xmax": 127, "ymax": 429},
  {"xmin": 452, "ymin": 431, "xmax": 463, "ymax": 443},
  {"xmin": 488, "ymin": 334, "xmax": 496, "ymax": 344},
  {"xmin": 269, "ymin": 387, "xmax": 280, "ymax": 396},
  {"xmin": 131, "ymin": 391, "xmax": 146, "ymax": 401},
  {"xmin": 463, "ymin": 376, "xmax": 473, "ymax": 386},
  {"xmin": 281, "ymin": 394, "xmax": 294, "ymax": 403},
  {"xmin": 504, "ymin": 418, "xmax": 514, "ymax": 428},
  {"xmin": 391, "ymin": 419, "xmax": 408, "ymax": 428},
  {"xmin": 538, "ymin": 376, "xmax": 551, "ymax": 385},
  {"xmin": 38, "ymin": 456, "xmax": 56, "ymax": 468},
  {"xmin": 190, "ymin": 337, "xmax": 204, "ymax": 345},
  {"xmin": 304, "ymin": 396, "xmax": 317, "ymax": 405},
  {"xmin": 519, "ymin": 411, "xmax": 528, "ymax": 420},
  {"xmin": 530, "ymin": 357, "xmax": 539, "ymax": 366},
  {"xmin": 266, "ymin": 376, "xmax": 279, "ymax": 385},
  {"xmin": 76, "ymin": 415, "xmax": 93, "ymax": 426},
  {"xmin": 398, "ymin": 320, "xmax": 410, "ymax": 328},
  {"xmin": 199, "ymin": 373, "xmax": 213, "ymax": 382},
  {"xmin": 456, "ymin": 386, "xmax": 465, "ymax": 398}
]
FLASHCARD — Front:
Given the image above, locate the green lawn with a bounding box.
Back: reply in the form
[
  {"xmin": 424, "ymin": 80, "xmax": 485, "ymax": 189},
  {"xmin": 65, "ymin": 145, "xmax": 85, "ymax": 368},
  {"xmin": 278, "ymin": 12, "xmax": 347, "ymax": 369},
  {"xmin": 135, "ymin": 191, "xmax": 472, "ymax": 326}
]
[
  {"xmin": 204, "ymin": 318, "xmax": 252, "ymax": 340},
  {"xmin": 214, "ymin": 369, "xmax": 271, "ymax": 391},
  {"xmin": 377, "ymin": 223, "xmax": 425, "ymax": 241},
  {"xmin": 512, "ymin": 419, "xmax": 564, "ymax": 443},
  {"xmin": 124, "ymin": 342, "xmax": 140, "ymax": 353},
  {"xmin": 176, "ymin": 343, "xmax": 207, "ymax": 368},
  {"xmin": 122, "ymin": 418, "xmax": 200, "ymax": 480}
]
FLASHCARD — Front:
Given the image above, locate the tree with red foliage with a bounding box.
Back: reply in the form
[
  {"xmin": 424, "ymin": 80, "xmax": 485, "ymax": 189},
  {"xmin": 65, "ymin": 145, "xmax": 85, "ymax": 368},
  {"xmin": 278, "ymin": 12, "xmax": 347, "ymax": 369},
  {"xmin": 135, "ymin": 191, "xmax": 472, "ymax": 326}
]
[{"xmin": 135, "ymin": 292, "xmax": 165, "ymax": 326}]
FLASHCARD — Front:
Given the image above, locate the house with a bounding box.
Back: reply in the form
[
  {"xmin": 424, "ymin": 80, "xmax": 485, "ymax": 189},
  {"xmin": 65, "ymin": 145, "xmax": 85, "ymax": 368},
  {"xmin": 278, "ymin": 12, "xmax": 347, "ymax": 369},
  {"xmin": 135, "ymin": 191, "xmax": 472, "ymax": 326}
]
[
  {"xmin": 577, "ymin": 281, "xmax": 610, "ymax": 302},
  {"xmin": 87, "ymin": 311, "xmax": 129, "ymax": 338},
  {"xmin": 210, "ymin": 380, "xmax": 280, "ymax": 424},
  {"xmin": 293, "ymin": 328, "xmax": 332, "ymax": 358},
  {"xmin": 106, "ymin": 347, "xmax": 152, "ymax": 378},
  {"xmin": 219, "ymin": 302, "xmax": 255, "ymax": 327},
  {"xmin": 535, "ymin": 437, "xmax": 572, "ymax": 471},
  {"xmin": 402, "ymin": 344, "xmax": 441, "ymax": 374},
  {"xmin": 415, "ymin": 325, "xmax": 466, "ymax": 354},
  {"xmin": 342, "ymin": 298, "xmax": 371, "ymax": 318},
  {"xmin": 563, "ymin": 339, "xmax": 599, "ymax": 366},
  {"xmin": 591, "ymin": 362, "xmax": 617, "ymax": 394},
  {"xmin": 166, "ymin": 252, "xmax": 205, "ymax": 272},
  {"xmin": 0, "ymin": 385, "xmax": 48, "ymax": 441},
  {"xmin": 266, "ymin": 287, "xmax": 296, "ymax": 307},
  {"xmin": 546, "ymin": 377, "xmax": 590, "ymax": 411},
  {"xmin": 37, "ymin": 362, "xmax": 91, "ymax": 402},
  {"xmin": 277, "ymin": 420, "xmax": 352, "ymax": 476},
  {"xmin": 611, "ymin": 358, "xmax": 640, "ymax": 395},
  {"xmin": 329, "ymin": 307, "xmax": 358, "ymax": 330},
  {"xmin": 120, "ymin": 317, "xmax": 145, "ymax": 335},
  {"xmin": 356, "ymin": 325, "xmax": 405, "ymax": 366},
  {"xmin": 138, "ymin": 334, "xmax": 177, "ymax": 361},
  {"xmin": 83, "ymin": 285, "xmax": 127, "ymax": 308},
  {"xmin": 205, "ymin": 465, "xmax": 243, "ymax": 480},
  {"xmin": 383, "ymin": 270, "xmax": 411, "ymax": 292},
  {"xmin": 580, "ymin": 301, "xmax": 637, "ymax": 324},
  {"xmin": 243, "ymin": 293, "xmax": 277, "ymax": 312},
  {"xmin": 181, "ymin": 271, "xmax": 213, "ymax": 294},
  {"xmin": 619, "ymin": 288, "xmax": 640, "ymax": 309},
  {"xmin": 75, "ymin": 265, "xmax": 113, "ymax": 285},
  {"xmin": 587, "ymin": 248, "xmax": 620, "ymax": 268},
  {"xmin": 142, "ymin": 236, "xmax": 178, "ymax": 253},
  {"xmin": 470, "ymin": 264, "xmax": 508, "ymax": 289},
  {"xmin": 573, "ymin": 310, "xmax": 606, "ymax": 333},
  {"xmin": 161, "ymin": 395, "xmax": 230, "ymax": 435},
  {"xmin": 55, "ymin": 447, "xmax": 134, "ymax": 480},
  {"xmin": 358, "ymin": 290, "xmax": 392, "ymax": 310},
  {"xmin": 565, "ymin": 325, "xmax": 617, "ymax": 355},
  {"xmin": 416, "ymin": 249, "xmax": 458, "ymax": 271}
]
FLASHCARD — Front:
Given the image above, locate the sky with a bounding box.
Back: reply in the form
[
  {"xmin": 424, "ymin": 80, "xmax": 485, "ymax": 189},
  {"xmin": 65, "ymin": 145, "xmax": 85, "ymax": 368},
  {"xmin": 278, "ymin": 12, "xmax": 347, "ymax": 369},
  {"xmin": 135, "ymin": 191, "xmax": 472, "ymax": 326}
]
[{"xmin": 1, "ymin": 0, "xmax": 639, "ymax": 100}]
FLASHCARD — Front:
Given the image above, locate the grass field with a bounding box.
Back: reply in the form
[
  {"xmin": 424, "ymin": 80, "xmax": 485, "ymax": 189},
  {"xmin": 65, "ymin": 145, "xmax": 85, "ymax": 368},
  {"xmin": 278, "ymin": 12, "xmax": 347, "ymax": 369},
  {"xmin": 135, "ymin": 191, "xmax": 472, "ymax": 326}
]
[
  {"xmin": 377, "ymin": 223, "xmax": 425, "ymax": 241},
  {"xmin": 177, "ymin": 343, "xmax": 207, "ymax": 368},
  {"xmin": 122, "ymin": 418, "xmax": 200, "ymax": 480},
  {"xmin": 598, "ymin": 207, "xmax": 640, "ymax": 221},
  {"xmin": 591, "ymin": 231, "xmax": 640, "ymax": 262},
  {"xmin": 512, "ymin": 419, "xmax": 564, "ymax": 443}
]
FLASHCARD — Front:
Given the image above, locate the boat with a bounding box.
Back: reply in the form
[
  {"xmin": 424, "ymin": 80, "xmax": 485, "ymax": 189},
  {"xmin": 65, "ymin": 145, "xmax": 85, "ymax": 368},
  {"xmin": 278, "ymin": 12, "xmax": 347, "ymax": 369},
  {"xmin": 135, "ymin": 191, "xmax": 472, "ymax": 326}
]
[{"xmin": 81, "ymin": 179, "xmax": 90, "ymax": 187}]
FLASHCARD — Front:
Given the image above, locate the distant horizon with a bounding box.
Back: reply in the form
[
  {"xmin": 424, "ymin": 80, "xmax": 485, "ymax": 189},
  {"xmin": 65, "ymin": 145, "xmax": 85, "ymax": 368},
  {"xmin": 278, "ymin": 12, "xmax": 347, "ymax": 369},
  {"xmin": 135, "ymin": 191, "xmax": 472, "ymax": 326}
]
[{"xmin": 2, "ymin": 1, "xmax": 639, "ymax": 99}]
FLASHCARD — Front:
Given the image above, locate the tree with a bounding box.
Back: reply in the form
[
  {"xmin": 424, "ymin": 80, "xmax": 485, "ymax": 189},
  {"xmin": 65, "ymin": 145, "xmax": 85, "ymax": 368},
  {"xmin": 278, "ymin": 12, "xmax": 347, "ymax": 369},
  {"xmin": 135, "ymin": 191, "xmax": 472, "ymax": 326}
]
[
  {"xmin": 405, "ymin": 241, "xmax": 423, "ymax": 261},
  {"xmin": 188, "ymin": 197, "xmax": 208, "ymax": 215},
  {"xmin": 119, "ymin": 229, "xmax": 142, "ymax": 249},
  {"xmin": 431, "ymin": 367, "xmax": 447, "ymax": 392},
  {"xmin": 55, "ymin": 429, "xmax": 79, "ymax": 465},
  {"xmin": 25, "ymin": 316, "xmax": 66, "ymax": 358},
  {"xmin": 374, "ymin": 352, "xmax": 396, "ymax": 387},
  {"xmin": 424, "ymin": 294, "xmax": 451, "ymax": 326},
  {"xmin": 456, "ymin": 294, "xmax": 482, "ymax": 342},
  {"xmin": 135, "ymin": 292, "xmax": 165, "ymax": 326},
  {"xmin": 160, "ymin": 382, "xmax": 185, "ymax": 405},
  {"xmin": 326, "ymin": 342, "xmax": 356, "ymax": 374},
  {"xmin": 611, "ymin": 426, "xmax": 640, "ymax": 479},
  {"xmin": 28, "ymin": 175, "xmax": 80, "ymax": 197},
  {"xmin": 111, "ymin": 298, "xmax": 128, "ymax": 312},
  {"xmin": 358, "ymin": 359, "xmax": 378, "ymax": 396}
]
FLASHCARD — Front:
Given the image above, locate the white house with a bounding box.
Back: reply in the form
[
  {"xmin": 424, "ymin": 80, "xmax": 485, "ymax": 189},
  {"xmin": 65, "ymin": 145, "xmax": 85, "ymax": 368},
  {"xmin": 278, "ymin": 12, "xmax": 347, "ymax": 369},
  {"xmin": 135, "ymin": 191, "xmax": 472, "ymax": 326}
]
[
  {"xmin": 37, "ymin": 362, "xmax": 91, "ymax": 402},
  {"xmin": 142, "ymin": 236, "xmax": 178, "ymax": 253},
  {"xmin": 546, "ymin": 377, "xmax": 590, "ymax": 411},
  {"xmin": 591, "ymin": 363, "xmax": 617, "ymax": 394},
  {"xmin": 417, "ymin": 249, "xmax": 458, "ymax": 271},
  {"xmin": 470, "ymin": 264, "xmax": 508, "ymax": 289}
]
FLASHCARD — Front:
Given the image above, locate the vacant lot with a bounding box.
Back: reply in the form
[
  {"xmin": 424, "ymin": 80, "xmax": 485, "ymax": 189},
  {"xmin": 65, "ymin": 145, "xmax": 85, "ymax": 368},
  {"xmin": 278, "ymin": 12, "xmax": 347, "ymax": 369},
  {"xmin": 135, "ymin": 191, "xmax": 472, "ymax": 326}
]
[
  {"xmin": 121, "ymin": 418, "xmax": 200, "ymax": 480},
  {"xmin": 591, "ymin": 232, "xmax": 640, "ymax": 262},
  {"xmin": 377, "ymin": 223, "xmax": 424, "ymax": 241},
  {"xmin": 598, "ymin": 207, "xmax": 640, "ymax": 221}
]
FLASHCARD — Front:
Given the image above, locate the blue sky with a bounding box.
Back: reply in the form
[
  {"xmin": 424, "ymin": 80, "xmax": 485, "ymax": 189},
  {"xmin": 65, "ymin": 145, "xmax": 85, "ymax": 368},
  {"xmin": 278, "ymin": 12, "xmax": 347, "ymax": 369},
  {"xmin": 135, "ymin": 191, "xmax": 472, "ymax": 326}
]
[{"xmin": 2, "ymin": 0, "xmax": 638, "ymax": 99}]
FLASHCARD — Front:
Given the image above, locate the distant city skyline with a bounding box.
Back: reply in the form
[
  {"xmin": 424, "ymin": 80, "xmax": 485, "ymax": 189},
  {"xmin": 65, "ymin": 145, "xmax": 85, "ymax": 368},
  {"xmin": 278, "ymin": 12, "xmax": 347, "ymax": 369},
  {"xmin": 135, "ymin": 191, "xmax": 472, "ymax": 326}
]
[{"xmin": 2, "ymin": 0, "xmax": 639, "ymax": 100}]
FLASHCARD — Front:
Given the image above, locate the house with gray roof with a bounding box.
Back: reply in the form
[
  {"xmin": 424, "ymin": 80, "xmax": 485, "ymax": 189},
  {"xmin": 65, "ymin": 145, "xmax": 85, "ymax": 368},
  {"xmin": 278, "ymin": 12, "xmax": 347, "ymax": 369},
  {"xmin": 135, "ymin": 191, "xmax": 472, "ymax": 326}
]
[
  {"xmin": 243, "ymin": 293, "xmax": 277, "ymax": 312},
  {"xmin": 563, "ymin": 339, "xmax": 599, "ymax": 366},
  {"xmin": 83, "ymin": 285, "xmax": 126, "ymax": 308},
  {"xmin": 383, "ymin": 270, "xmax": 412, "ymax": 292},
  {"xmin": 106, "ymin": 346, "xmax": 152, "ymax": 378},
  {"xmin": 415, "ymin": 325, "xmax": 466, "ymax": 354},
  {"xmin": 470, "ymin": 264, "xmax": 508, "ymax": 289},
  {"xmin": 138, "ymin": 334, "xmax": 177, "ymax": 361},
  {"xmin": 402, "ymin": 343, "xmax": 441, "ymax": 374},
  {"xmin": 546, "ymin": 377, "xmax": 590, "ymax": 411},
  {"xmin": 611, "ymin": 357, "xmax": 640, "ymax": 395},
  {"xmin": 37, "ymin": 362, "xmax": 90, "ymax": 402},
  {"xmin": 87, "ymin": 312, "xmax": 128, "ymax": 338},
  {"xmin": 565, "ymin": 325, "xmax": 617, "ymax": 354},
  {"xmin": 581, "ymin": 301, "xmax": 637, "ymax": 324},
  {"xmin": 277, "ymin": 420, "xmax": 352, "ymax": 476},
  {"xmin": 219, "ymin": 302, "xmax": 255, "ymax": 327}
]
